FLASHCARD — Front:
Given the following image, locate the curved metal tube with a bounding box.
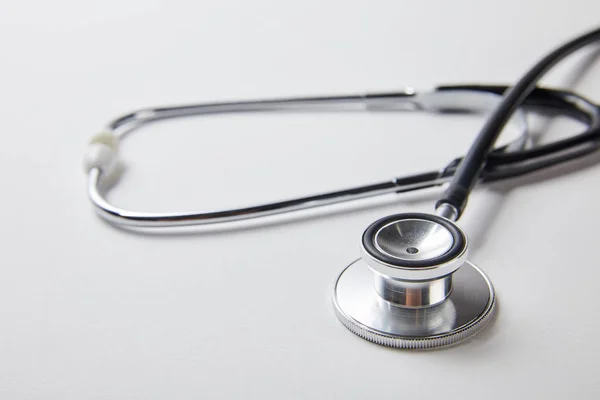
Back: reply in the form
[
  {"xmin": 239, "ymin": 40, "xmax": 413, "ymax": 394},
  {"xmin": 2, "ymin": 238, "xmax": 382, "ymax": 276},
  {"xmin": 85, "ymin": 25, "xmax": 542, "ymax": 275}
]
[
  {"xmin": 89, "ymin": 168, "xmax": 450, "ymax": 227},
  {"xmin": 87, "ymin": 87, "xmax": 534, "ymax": 228}
]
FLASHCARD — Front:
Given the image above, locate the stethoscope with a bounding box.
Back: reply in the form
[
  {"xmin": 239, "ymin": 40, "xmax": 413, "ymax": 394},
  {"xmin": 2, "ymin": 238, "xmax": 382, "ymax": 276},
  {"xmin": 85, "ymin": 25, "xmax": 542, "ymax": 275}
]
[{"xmin": 85, "ymin": 27, "xmax": 600, "ymax": 349}]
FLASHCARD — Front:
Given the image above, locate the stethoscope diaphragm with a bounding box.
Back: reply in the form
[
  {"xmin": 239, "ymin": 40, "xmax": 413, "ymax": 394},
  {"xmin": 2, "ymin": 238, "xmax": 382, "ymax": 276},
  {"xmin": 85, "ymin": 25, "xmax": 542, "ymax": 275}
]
[{"xmin": 332, "ymin": 213, "xmax": 495, "ymax": 349}]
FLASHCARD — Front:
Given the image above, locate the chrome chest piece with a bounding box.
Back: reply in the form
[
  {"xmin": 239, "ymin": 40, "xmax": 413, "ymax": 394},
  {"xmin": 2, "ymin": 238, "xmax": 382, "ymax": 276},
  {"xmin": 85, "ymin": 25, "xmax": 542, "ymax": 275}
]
[{"xmin": 332, "ymin": 210, "xmax": 495, "ymax": 349}]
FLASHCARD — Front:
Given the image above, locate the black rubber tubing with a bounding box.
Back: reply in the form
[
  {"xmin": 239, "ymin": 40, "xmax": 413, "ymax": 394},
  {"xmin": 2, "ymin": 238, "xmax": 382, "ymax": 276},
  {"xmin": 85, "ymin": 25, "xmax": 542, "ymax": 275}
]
[{"xmin": 437, "ymin": 26, "xmax": 600, "ymax": 218}]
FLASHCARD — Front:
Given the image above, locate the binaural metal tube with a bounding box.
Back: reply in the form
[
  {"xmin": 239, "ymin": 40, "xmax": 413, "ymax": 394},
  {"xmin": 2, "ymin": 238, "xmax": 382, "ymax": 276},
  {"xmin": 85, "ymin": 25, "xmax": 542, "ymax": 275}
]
[
  {"xmin": 86, "ymin": 88, "xmax": 535, "ymax": 228},
  {"xmin": 88, "ymin": 168, "xmax": 449, "ymax": 227}
]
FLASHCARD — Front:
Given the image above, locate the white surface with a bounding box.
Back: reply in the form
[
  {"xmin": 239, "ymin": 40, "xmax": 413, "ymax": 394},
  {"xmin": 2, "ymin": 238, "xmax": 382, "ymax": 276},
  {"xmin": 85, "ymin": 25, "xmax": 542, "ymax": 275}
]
[{"xmin": 2, "ymin": 1, "xmax": 600, "ymax": 398}]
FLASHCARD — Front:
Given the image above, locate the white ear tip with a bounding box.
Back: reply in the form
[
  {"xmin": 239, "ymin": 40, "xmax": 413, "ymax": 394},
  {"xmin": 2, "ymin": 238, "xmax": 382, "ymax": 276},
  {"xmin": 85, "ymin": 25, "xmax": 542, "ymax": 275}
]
[
  {"xmin": 84, "ymin": 143, "xmax": 115, "ymax": 171},
  {"xmin": 84, "ymin": 141, "xmax": 124, "ymax": 189},
  {"xmin": 90, "ymin": 131, "xmax": 119, "ymax": 151},
  {"xmin": 84, "ymin": 131, "xmax": 122, "ymax": 175}
]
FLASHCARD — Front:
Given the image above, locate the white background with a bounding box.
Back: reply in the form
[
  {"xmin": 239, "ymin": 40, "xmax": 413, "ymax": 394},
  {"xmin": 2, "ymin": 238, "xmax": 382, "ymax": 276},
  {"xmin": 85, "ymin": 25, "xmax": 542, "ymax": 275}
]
[{"xmin": 1, "ymin": 1, "xmax": 600, "ymax": 399}]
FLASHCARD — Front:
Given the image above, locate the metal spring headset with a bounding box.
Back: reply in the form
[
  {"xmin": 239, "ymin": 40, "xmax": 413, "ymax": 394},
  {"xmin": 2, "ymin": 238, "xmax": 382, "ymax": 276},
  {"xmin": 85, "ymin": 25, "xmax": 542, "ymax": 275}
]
[{"xmin": 85, "ymin": 28, "xmax": 600, "ymax": 349}]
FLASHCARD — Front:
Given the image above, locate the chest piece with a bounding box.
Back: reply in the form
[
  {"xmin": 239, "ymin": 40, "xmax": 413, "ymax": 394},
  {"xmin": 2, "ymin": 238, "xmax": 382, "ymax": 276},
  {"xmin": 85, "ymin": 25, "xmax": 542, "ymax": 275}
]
[{"xmin": 332, "ymin": 213, "xmax": 495, "ymax": 349}]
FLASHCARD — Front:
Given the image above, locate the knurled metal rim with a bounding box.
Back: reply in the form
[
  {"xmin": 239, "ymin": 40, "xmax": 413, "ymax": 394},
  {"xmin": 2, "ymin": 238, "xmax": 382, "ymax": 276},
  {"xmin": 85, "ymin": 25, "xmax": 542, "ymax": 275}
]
[{"xmin": 332, "ymin": 261, "xmax": 496, "ymax": 349}]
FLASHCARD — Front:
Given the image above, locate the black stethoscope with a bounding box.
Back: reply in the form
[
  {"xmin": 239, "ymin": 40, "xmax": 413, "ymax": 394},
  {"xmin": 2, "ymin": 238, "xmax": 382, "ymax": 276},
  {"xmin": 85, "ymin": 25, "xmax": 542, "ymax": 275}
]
[{"xmin": 85, "ymin": 27, "xmax": 600, "ymax": 348}]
